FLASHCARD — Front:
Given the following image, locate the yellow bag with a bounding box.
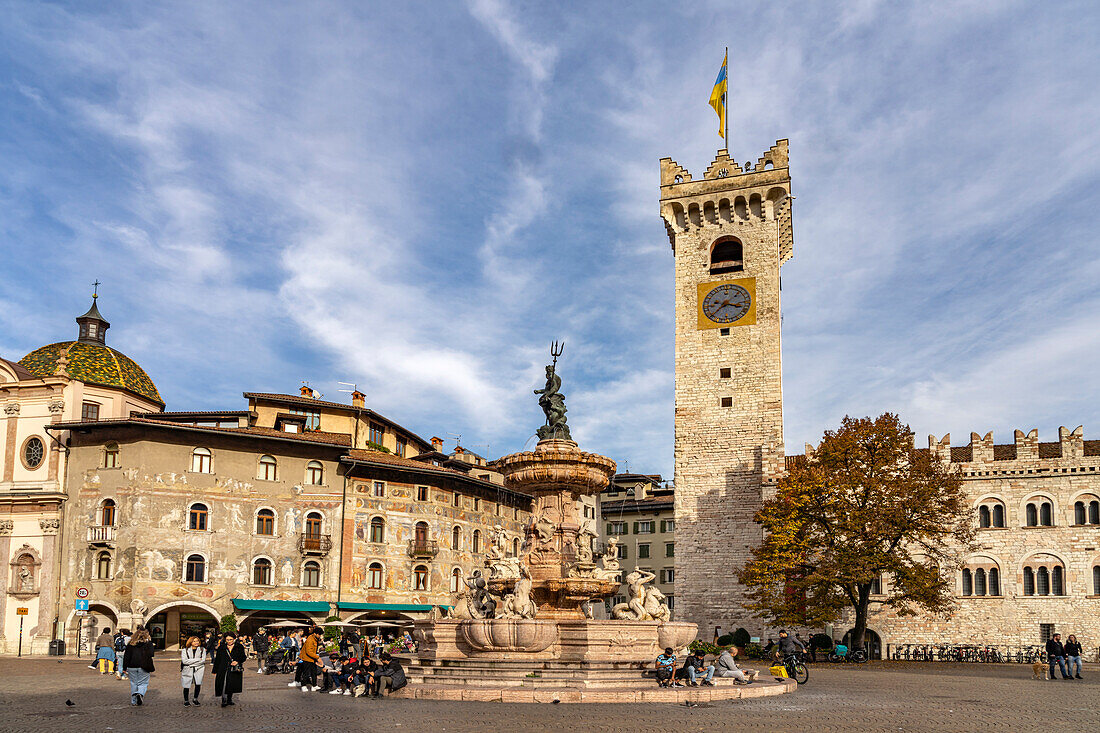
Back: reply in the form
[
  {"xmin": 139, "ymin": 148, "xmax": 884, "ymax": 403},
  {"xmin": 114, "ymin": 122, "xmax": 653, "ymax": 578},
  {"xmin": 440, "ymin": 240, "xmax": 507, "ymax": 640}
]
[{"xmin": 769, "ymin": 664, "xmax": 788, "ymax": 678}]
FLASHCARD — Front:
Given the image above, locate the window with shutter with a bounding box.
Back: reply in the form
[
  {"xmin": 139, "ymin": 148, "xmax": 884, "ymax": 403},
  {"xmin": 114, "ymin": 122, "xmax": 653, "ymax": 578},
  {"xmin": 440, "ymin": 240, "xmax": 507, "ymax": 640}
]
[{"xmin": 632, "ymin": 522, "xmax": 638, "ymax": 534}]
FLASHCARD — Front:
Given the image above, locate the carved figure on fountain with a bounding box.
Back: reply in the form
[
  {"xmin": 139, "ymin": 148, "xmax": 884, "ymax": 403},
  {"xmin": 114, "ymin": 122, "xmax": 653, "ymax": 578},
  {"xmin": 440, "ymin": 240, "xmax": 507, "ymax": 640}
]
[
  {"xmin": 533, "ymin": 341, "xmax": 570, "ymax": 441},
  {"xmin": 611, "ymin": 570, "xmax": 672, "ymax": 622},
  {"xmin": 498, "ymin": 565, "xmax": 538, "ymax": 619},
  {"xmin": 486, "ymin": 524, "xmax": 521, "ymax": 579},
  {"xmin": 446, "ymin": 570, "xmax": 496, "ymax": 620}
]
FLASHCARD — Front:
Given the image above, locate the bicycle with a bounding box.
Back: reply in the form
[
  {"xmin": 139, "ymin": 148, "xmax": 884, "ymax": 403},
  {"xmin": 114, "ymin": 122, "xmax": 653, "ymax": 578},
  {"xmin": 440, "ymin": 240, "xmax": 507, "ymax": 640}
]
[{"xmin": 783, "ymin": 653, "xmax": 809, "ymax": 684}]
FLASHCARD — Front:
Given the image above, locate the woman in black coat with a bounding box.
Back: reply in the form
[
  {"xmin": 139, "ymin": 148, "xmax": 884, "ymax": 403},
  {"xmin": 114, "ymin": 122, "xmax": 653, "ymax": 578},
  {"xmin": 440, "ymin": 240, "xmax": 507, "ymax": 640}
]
[{"xmin": 213, "ymin": 632, "xmax": 247, "ymax": 707}]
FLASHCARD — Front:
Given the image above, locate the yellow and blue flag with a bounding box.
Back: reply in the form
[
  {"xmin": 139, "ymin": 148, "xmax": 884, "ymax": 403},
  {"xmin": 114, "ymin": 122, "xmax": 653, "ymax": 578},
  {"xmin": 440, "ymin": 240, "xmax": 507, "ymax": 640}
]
[{"xmin": 709, "ymin": 52, "xmax": 727, "ymax": 139}]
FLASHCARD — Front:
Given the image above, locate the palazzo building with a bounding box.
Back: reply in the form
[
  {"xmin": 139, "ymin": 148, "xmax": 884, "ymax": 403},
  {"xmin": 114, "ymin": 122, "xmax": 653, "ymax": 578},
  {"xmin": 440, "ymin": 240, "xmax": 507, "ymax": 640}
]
[
  {"xmin": 54, "ymin": 393, "xmax": 532, "ymax": 652},
  {"xmin": 1, "ymin": 295, "xmax": 163, "ymax": 654}
]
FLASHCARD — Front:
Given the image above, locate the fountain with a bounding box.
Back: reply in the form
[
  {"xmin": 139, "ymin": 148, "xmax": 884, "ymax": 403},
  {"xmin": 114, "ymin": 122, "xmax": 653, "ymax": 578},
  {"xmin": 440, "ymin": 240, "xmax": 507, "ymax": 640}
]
[{"xmin": 404, "ymin": 345, "xmax": 794, "ymax": 702}]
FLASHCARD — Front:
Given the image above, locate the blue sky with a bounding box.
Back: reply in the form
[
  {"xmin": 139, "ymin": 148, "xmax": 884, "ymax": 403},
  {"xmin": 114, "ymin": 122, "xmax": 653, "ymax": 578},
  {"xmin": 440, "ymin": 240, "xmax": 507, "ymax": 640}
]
[{"xmin": 2, "ymin": 1, "xmax": 1099, "ymax": 477}]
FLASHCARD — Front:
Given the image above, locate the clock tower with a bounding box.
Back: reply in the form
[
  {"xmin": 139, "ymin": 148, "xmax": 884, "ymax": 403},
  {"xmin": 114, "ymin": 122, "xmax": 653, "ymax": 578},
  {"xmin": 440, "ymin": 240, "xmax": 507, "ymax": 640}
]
[{"xmin": 659, "ymin": 141, "xmax": 793, "ymax": 634}]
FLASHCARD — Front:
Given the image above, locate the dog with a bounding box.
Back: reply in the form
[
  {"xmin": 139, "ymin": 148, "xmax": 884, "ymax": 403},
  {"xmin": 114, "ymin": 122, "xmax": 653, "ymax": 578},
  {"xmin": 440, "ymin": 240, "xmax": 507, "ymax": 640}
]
[{"xmin": 1032, "ymin": 662, "xmax": 1049, "ymax": 680}]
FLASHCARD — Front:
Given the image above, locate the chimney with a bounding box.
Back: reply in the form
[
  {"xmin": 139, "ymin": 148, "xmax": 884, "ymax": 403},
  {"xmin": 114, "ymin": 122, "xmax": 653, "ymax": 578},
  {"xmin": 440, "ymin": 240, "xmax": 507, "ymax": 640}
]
[
  {"xmin": 300, "ymin": 385, "xmax": 313, "ymax": 398},
  {"xmin": 351, "ymin": 390, "xmax": 365, "ymax": 408},
  {"xmin": 431, "ymin": 436, "xmax": 444, "ymax": 451},
  {"xmin": 455, "ymin": 446, "xmax": 465, "ymax": 455}
]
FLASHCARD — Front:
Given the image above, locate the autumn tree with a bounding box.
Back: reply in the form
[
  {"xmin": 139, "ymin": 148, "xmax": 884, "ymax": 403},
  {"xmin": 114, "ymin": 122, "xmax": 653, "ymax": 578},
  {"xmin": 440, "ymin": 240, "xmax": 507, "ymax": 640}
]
[{"xmin": 737, "ymin": 413, "xmax": 975, "ymax": 651}]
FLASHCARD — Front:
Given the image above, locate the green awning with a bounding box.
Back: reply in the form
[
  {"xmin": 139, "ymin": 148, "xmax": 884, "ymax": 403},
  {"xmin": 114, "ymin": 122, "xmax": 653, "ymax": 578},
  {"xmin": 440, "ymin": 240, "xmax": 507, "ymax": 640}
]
[
  {"xmin": 232, "ymin": 599, "xmax": 331, "ymax": 613},
  {"xmin": 337, "ymin": 602, "xmax": 438, "ymax": 612}
]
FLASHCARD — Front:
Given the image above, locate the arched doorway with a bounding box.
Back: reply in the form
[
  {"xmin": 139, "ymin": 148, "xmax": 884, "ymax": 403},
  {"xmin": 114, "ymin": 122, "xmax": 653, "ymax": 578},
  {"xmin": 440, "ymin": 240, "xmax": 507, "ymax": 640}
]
[
  {"xmin": 69, "ymin": 602, "xmax": 119, "ymax": 656},
  {"xmin": 843, "ymin": 628, "xmax": 883, "ymax": 660},
  {"xmin": 145, "ymin": 602, "xmax": 219, "ymax": 651}
]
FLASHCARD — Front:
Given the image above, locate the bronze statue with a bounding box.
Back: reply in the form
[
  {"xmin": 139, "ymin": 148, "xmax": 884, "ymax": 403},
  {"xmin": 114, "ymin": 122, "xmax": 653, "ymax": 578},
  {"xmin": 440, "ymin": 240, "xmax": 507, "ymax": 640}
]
[{"xmin": 534, "ymin": 340, "xmax": 571, "ymax": 440}]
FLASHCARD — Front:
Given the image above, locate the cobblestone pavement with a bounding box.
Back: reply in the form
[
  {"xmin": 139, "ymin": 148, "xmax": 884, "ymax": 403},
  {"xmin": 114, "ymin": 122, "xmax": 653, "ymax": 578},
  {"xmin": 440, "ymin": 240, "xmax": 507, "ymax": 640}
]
[{"xmin": 1, "ymin": 657, "xmax": 1096, "ymax": 732}]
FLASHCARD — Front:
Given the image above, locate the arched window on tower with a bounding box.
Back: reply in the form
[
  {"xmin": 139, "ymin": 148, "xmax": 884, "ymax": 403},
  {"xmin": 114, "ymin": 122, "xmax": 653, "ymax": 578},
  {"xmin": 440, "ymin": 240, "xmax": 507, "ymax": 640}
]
[
  {"xmin": 989, "ymin": 567, "xmax": 1001, "ymax": 596},
  {"xmin": 961, "ymin": 568, "xmax": 972, "ymax": 596},
  {"xmin": 979, "ymin": 506, "xmax": 991, "ymax": 528},
  {"xmin": 709, "ymin": 237, "xmax": 744, "ymax": 274},
  {"xmin": 1023, "ymin": 567, "xmax": 1035, "ymax": 596}
]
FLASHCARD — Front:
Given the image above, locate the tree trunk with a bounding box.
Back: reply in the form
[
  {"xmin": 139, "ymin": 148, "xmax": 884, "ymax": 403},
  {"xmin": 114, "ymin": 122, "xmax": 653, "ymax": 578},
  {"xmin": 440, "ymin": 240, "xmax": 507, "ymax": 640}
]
[{"xmin": 850, "ymin": 585, "xmax": 871, "ymax": 653}]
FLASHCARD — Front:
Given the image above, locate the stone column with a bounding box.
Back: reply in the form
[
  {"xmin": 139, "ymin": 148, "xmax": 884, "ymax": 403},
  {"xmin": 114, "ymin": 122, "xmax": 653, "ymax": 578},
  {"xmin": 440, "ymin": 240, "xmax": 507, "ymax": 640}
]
[
  {"xmin": 46, "ymin": 397, "xmax": 65, "ymax": 484},
  {"xmin": 0, "ymin": 519, "xmax": 12, "ymax": 640},
  {"xmin": 33, "ymin": 518, "xmax": 60, "ymax": 640},
  {"xmin": 3, "ymin": 402, "xmax": 18, "ymax": 483}
]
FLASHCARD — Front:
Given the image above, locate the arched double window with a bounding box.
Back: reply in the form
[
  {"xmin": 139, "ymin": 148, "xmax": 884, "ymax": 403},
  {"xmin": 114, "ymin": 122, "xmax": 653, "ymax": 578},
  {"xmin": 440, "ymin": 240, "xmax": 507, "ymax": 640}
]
[
  {"xmin": 185, "ymin": 554, "xmax": 206, "ymax": 583},
  {"xmin": 256, "ymin": 508, "xmax": 275, "ymax": 536},
  {"xmin": 367, "ymin": 562, "xmax": 384, "ymax": 590},
  {"xmin": 191, "ymin": 447, "xmax": 212, "ymax": 473},
  {"xmin": 258, "ymin": 455, "xmax": 277, "ymax": 481},
  {"xmin": 189, "ymin": 503, "xmax": 208, "ymax": 531},
  {"xmin": 305, "ymin": 460, "xmax": 324, "ymax": 486},
  {"xmin": 977, "ymin": 499, "xmax": 1006, "ymax": 528},
  {"xmin": 1074, "ymin": 496, "xmax": 1100, "ymax": 525},
  {"xmin": 303, "ymin": 561, "xmax": 321, "ymax": 588},
  {"xmin": 413, "ymin": 564, "xmax": 429, "ymax": 591},
  {"xmin": 369, "ymin": 517, "xmax": 385, "ymax": 543},
  {"xmin": 253, "ymin": 557, "xmax": 273, "ymax": 585},
  {"xmin": 1025, "ymin": 498, "xmax": 1054, "ymax": 527}
]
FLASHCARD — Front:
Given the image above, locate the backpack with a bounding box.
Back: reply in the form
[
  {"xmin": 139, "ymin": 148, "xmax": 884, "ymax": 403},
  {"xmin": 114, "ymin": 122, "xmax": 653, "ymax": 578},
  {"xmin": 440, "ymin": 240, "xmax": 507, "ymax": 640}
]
[{"xmin": 114, "ymin": 634, "xmax": 126, "ymax": 652}]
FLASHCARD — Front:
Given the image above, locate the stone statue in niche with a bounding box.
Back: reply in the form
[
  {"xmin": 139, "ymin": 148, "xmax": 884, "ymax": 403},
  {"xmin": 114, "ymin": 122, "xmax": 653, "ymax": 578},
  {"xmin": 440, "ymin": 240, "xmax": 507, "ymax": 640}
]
[
  {"xmin": 9, "ymin": 548, "xmax": 39, "ymax": 597},
  {"xmin": 18, "ymin": 562, "xmax": 33, "ymax": 592},
  {"xmin": 611, "ymin": 569, "xmax": 671, "ymax": 622},
  {"xmin": 280, "ymin": 560, "xmax": 294, "ymax": 586}
]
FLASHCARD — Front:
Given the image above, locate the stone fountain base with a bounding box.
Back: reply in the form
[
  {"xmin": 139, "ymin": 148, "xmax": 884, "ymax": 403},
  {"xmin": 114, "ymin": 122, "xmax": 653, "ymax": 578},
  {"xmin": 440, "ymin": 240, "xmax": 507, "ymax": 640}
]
[
  {"xmin": 402, "ymin": 617, "xmax": 797, "ymax": 703},
  {"xmin": 415, "ymin": 618, "xmax": 698, "ymax": 663}
]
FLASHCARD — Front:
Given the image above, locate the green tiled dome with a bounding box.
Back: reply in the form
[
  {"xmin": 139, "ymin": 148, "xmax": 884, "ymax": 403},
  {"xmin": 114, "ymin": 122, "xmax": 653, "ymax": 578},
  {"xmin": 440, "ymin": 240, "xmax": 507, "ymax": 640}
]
[{"xmin": 20, "ymin": 341, "xmax": 163, "ymax": 407}]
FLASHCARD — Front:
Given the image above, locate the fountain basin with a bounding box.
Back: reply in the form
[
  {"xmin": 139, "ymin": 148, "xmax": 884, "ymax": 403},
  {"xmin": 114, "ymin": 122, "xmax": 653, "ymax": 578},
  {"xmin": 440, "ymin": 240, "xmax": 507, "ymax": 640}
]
[
  {"xmin": 460, "ymin": 619, "xmax": 558, "ymax": 653},
  {"xmin": 657, "ymin": 622, "xmax": 698, "ymax": 651},
  {"xmin": 494, "ymin": 439, "xmax": 617, "ymax": 495}
]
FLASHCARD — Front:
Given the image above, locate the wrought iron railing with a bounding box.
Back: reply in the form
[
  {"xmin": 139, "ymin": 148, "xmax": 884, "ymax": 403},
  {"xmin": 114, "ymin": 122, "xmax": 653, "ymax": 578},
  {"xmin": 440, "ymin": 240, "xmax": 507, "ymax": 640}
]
[
  {"xmin": 297, "ymin": 533, "xmax": 332, "ymax": 554},
  {"xmin": 407, "ymin": 539, "xmax": 439, "ymax": 558}
]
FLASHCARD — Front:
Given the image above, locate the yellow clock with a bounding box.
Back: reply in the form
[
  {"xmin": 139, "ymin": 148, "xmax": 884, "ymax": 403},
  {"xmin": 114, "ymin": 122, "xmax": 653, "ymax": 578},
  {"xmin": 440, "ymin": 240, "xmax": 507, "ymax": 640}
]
[{"xmin": 697, "ymin": 277, "xmax": 756, "ymax": 329}]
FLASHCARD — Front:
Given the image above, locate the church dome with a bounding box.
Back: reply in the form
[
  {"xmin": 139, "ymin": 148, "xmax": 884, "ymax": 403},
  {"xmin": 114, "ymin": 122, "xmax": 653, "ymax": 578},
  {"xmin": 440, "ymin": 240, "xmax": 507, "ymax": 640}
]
[{"xmin": 18, "ymin": 294, "xmax": 164, "ymax": 407}]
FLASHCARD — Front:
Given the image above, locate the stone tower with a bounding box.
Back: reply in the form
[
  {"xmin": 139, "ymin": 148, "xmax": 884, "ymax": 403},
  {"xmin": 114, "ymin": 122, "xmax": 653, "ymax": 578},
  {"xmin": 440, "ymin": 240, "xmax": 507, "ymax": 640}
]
[{"xmin": 658, "ymin": 141, "xmax": 793, "ymax": 635}]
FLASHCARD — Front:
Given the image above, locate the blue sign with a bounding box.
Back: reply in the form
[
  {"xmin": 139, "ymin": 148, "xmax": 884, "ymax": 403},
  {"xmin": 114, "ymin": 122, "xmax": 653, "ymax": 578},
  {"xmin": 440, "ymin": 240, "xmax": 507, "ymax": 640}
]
[{"xmin": 75, "ymin": 599, "xmax": 89, "ymax": 611}]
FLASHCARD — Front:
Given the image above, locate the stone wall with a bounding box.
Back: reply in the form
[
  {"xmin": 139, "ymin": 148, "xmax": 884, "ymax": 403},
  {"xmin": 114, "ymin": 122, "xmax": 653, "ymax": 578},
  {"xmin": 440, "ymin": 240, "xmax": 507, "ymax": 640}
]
[{"xmin": 860, "ymin": 428, "xmax": 1100, "ymax": 647}]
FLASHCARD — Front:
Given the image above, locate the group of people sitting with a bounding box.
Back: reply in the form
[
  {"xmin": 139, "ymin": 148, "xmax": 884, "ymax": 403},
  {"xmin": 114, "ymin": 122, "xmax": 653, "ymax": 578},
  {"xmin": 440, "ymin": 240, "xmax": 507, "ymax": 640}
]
[
  {"xmin": 653, "ymin": 645, "xmax": 754, "ymax": 687},
  {"xmin": 283, "ymin": 627, "xmax": 407, "ymax": 697}
]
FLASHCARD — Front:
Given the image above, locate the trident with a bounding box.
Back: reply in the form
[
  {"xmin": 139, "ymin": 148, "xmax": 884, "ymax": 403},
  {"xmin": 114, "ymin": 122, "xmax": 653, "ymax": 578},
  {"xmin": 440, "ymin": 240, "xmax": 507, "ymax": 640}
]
[{"xmin": 550, "ymin": 340, "xmax": 565, "ymax": 369}]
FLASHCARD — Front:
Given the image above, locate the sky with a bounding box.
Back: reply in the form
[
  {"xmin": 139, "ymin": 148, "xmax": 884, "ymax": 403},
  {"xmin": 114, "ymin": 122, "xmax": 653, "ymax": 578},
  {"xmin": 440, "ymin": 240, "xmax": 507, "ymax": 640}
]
[{"xmin": 2, "ymin": 1, "xmax": 1099, "ymax": 478}]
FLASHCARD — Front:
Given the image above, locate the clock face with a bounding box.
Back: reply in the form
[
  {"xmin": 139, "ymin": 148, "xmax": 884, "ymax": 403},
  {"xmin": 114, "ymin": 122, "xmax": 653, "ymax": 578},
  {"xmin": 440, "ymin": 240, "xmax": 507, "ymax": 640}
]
[{"xmin": 702, "ymin": 284, "xmax": 751, "ymax": 324}]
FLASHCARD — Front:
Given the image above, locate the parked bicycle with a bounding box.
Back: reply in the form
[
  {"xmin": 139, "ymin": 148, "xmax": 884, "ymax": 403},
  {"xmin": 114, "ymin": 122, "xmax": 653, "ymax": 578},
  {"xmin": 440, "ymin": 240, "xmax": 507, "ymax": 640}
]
[{"xmin": 828, "ymin": 643, "xmax": 868, "ymax": 663}]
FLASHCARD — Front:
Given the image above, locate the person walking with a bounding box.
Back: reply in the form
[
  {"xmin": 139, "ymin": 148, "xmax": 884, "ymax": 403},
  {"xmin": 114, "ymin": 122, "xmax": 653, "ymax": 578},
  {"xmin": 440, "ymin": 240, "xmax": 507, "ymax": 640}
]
[
  {"xmin": 114, "ymin": 628, "xmax": 130, "ymax": 680},
  {"xmin": 181, "ymin": 636, "xmax": 207, "ymax": 706},
  {"xmin": 1046, "ymin": 633, "xmax": 1071, "ymax": 680},
  {"xmin": 204, "ymin": 630, "xmax": 218, "ymax": 658},
  {"xmin": 1065, "ymin": 634, "xmax": 1084, "ymax": 680},
  {"xmin": 213, "ymin": 631, "xmax": 247, "ymax": 707},
  {"xmin": 95, "ymin": 627, "xmax": 116, "ymax": 674},
  {"xmin": 297, "ymin": 628, "xmax": 324, "ymax": 692},
  {"xmin": 122, "ymin": 626, "xmax": 156, "ymax": 706}
]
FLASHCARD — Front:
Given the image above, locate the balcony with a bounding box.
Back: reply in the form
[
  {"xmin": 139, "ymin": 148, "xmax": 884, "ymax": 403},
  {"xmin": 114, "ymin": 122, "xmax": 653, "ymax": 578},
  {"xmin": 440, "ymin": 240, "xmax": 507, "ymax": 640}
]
[
  {"xmin": 87, "ymin": 525, "xmax": 115, "ymax": 546},
  {"xmin": 407, "ymin": 539, "xmax": 439, "ymax": 559},
  {"xmin": 297, "ymin": 533, "xmax": 332, "ymax": 555}
]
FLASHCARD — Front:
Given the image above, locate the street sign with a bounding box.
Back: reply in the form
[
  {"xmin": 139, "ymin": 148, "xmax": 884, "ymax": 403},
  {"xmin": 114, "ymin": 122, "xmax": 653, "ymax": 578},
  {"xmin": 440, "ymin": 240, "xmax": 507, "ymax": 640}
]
[
  {"xmin": 76, "ymin": 587, "xmax": 90, "ymax": 599},
  {"xmin": 75, "ymin": 599, "xmax": 89, "ymax": 611},
  {"xmin": 76, "ymin": 610, "xmax": 88, "ymax": 616},
  {"xmin": 16, "ymin": 607, "xmax": 28, "ymax": 616}
]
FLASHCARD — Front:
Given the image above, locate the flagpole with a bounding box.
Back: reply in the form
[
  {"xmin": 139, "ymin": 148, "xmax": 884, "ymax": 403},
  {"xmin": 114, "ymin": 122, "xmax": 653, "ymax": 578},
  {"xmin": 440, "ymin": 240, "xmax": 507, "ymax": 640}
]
[{"xmin": 724, "ymin": 46, "xmax": 729, "ymax": 154}]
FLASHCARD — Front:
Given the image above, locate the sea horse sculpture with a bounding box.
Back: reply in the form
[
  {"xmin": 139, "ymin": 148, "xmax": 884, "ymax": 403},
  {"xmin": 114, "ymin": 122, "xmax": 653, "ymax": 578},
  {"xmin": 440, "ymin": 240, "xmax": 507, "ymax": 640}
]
[{"xmin": 534, "ymin": 341, "xmax": 571, "ymax": 441}]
